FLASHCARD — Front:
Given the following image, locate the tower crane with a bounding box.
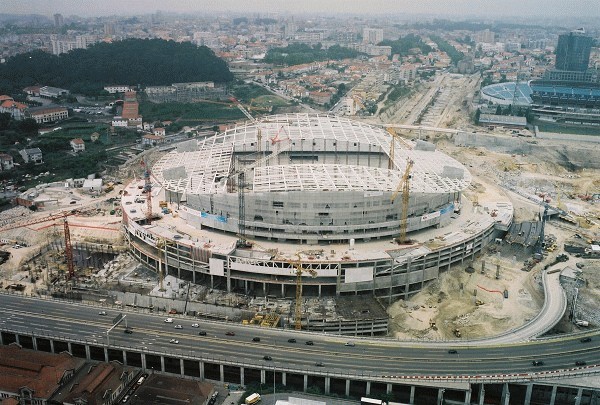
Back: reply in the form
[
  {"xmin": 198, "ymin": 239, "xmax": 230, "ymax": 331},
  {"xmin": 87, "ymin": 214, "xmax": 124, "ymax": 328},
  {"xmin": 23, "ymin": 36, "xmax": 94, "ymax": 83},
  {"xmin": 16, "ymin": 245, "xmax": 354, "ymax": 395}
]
[
  {"xmin": 140, "ymin": 158, "xmax": 153, "ymax": 225},
  {"xmin": 0, "ymin": 211, "xmax": 80, "ymax": 279},
  {"xmin": 390, "ymin": 158, "xmax": 414, "ymax": 244},
  {"xmin": 235, "ymin": 236, "xmax": 317, "ymax": 330},
  {"xmin": 386, "ymin": 127, "xmax": 413, "ymax": 169}
]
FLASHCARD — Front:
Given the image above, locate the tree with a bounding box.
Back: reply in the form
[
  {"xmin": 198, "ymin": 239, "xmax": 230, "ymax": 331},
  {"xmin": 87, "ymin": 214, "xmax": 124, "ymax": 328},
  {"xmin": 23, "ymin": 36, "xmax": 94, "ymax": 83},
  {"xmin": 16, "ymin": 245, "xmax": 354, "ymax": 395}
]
[
  {"xmin": 18, "ymin": 118, "xmax": 39, "ymax": 134},
  {"xmin": 475, "ymin": 108, "xmax": 481, "ymax": 124}
]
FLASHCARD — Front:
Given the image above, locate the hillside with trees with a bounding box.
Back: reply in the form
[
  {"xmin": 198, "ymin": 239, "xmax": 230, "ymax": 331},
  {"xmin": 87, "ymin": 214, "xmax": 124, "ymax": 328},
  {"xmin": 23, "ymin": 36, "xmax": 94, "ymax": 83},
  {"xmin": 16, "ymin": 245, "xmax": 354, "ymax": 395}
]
[
  {"xmin": 379, "ymin": 34, "xmax": 433, "ymax": 57},
  {"xmin": 0, "ymin": 38, "xmax": 234, "ymax": 95}
]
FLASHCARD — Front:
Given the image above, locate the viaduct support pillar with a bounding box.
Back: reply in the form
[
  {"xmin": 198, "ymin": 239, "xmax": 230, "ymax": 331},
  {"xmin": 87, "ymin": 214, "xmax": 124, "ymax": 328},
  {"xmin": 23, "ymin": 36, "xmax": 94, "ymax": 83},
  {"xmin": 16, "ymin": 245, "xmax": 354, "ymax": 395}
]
[
  {"xmin": 85, "ymin": 345, "xmax": 91, "ymax": 360},
  {"xmin": 141, "ymin": 354, "xmax": 146, "ymax": 370},
  {"xmin": 410, "ymin": 386, "xmax": 415, "ymax": 404},
  {"xmin": 524, "ymin": 384, "xmax": 533, "ymax": 405},
  {"xmin": 160, "ymin": 356, "xmax": 165, "ymax": 372},
  {"xmin": 180, "ymin": 359, "xmax": 184, "ymax": 376},
  {"xmin": 240, "ymin": 367, "xmax": 244, "ymax": 387},
  {"xmin": 478, "ymin": 384, "xmax": 485, "ymax": 405},
  {"xmin": 325, "ymin": 377, "xmax": 331, "ymax": 394},
  {"xmin": 366, "ymin": 381, "xmax": 371, "ymax": 396},
  {"xmin": 501, "ymin": 383, "xmax": 510, "ymax": 405},
  {"xmin": 464, "ymin": 388, "xmax": 471, "ymax": 405},
  {"xmin": 575, "ymin": 388, "xmax": 583, "ymax": 405},
  {"xmin": 260, "ymin": 369, "xmax": 265, "ymax": 385},
  {"xmin": 219, "ymin": 364, "xmax": 224, "ymax": 382},
  {"xmin": 549, "ymin": 385, "xmax": 557, "ymax": 405},
  {"xmin": 303, "ymin": 375, "xmax": 308, "ymax": 392},
  {"xmin": 345, "ymin": 380, "xmax": 350, "ymax": 397}
]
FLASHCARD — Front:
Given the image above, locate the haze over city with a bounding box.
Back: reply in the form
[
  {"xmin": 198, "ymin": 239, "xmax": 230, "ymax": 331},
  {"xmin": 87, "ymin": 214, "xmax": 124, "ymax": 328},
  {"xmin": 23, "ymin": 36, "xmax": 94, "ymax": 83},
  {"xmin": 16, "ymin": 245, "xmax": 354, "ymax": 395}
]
[{"xmin": 3, "ymin": 0, "xmax": 600, "ymax": 18}]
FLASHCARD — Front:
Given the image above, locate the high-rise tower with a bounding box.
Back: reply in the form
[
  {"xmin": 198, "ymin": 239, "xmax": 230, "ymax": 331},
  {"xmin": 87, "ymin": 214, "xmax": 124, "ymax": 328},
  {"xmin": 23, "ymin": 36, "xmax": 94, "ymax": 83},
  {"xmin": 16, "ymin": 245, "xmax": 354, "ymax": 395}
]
[{"xmin": 555, "ymin": 28, "xmax": 593, "ymax": 72}]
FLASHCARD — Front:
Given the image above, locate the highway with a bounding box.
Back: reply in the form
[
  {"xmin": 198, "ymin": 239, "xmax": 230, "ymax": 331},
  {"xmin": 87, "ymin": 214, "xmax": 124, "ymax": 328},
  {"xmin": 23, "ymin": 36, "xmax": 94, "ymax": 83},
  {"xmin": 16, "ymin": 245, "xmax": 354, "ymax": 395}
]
[{"xmin": 1, "ymin": 293, "xmax": 599, "ymax": 379}]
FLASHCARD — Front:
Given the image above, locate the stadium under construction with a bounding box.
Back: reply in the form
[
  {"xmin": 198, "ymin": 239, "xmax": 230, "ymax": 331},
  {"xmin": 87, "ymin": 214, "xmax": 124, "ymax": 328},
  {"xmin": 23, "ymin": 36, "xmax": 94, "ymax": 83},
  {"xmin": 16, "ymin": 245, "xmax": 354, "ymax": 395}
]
[{"xmin": 122, "ymin": 114, "xmax": 512, "ymax": 311}]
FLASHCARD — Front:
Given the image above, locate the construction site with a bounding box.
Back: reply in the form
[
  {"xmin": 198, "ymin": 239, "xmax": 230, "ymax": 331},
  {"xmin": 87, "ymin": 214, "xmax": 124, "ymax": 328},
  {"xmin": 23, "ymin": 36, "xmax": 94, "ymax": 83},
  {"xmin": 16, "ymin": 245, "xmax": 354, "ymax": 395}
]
[{"xmin": 0, "ymin": 75, "xmax": 599, "ymax": 340}]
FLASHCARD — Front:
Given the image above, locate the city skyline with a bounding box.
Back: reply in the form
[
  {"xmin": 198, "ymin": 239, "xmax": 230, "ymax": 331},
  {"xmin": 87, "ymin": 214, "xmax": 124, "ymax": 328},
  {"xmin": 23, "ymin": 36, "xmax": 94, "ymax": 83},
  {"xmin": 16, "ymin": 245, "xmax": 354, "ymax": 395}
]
[{"xmin": 3, "ymin": 0, "xmax": 600, "ymax": 18}]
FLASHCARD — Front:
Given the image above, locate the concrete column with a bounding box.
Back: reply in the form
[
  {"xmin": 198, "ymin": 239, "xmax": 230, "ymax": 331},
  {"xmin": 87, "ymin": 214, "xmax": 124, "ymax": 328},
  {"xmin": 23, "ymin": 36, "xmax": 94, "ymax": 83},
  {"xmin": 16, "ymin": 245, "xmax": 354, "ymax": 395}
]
[
  {"xmin": 303, "ymin": 374, "xmax": 308, "ymax": 392},
  {"xmin": 345, "ymin": 380, "xmax": 350, "ymax": 397},
  {"xmin": 524, "ymin": 384, "xmax": 533, "ymax": 405},
  {"xmin": 502, "ymin": 383, "xmax": 510, "ymax": 405},
  {"xmin": 220, "ymin": 364, "xmax": 225, "ymax": 382},
  {"xmin": 437, "ymin": 388, "xmax": 445, "ymax": 405},
  {"xmin": 180, "ymin": 359, "xmax": 184, "ymax": 376},
  {"xmin": 263, "ymin": 282, "xmax": 267, "ymax": 296},
  {"xmin": 192, "ymin": 269, "xmax": 196, "ymax": 284},
  {"xmin": 123, "ymin": 350, "xmax": 127, "ymax": 365},
  {"xmin": 410, "ymin": 386, "xmax": 415, "ymax": 404},
  {"xmin": 104, "ymin": 347, "xmax": 109, "ymax": 363},
  {"xmin": 32, "ymin": 336, "xmax": 37, "ymax": 350},
  {"xmin": 199, "ymin": 361, "xmax": 205, "ymax": 380},
  {"xmin": 240, "ymin": 367, "xmax": 245, "ymax": 386},
  {"xmin": 387, "ymin": 383, "xmax": 392, "ymax": 394},
  {"xmin": 549, "ymin": 385, "xmax": 557, "ymax": 405},
  {"xmin": 478, "ymin": 384, "xmax": 485, "ymax": 405},
  {"xmin": 464, "ymin": 389, "xmax": 471, "ymax": 405},
  {"xmin": 260, "ymin": 369, "xmax": 266, "ymax": 384},
  {"xmin": 324, "ymin": 377, "xmax": 330, "ymax": 394},
  {"xmin": 210, "ymin": 274, "xmax": 214, "ymax": 289},
  {"xmin": 50, "ymin": 339, "xmax": 54, "ymax": 353},
  {"xmin": 575, "ymin": 388, "xmax": 583, "ymax": 405},
  {"xmin": 318, "ymin": 285, "xmax": 322, "ymax": 298},
  {"xmin": 365, "ymin": 381, "xmax": 371, "ymax": 396},
  {"xmin": 160, "ymin": 356, "xmax": 165, "ymax": 372},
  {"xmin": 85, "ymin": 345, "xmax": 91, "ymax": 360},
  {"xmin": 141, "ymin": 354, "xmax": 146, "ymax": 370},
  {"xmin": 281, "ymin": 283, "xmax": 285, "ymax": 297}
]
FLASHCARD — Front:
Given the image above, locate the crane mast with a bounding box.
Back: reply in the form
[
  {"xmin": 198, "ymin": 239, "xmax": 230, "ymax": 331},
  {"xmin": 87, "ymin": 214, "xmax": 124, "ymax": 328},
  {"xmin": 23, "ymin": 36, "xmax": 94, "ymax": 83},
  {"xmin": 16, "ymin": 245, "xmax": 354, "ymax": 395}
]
[{"xmin": 391, "ymin": 159, "xmax": 414, "ymax": 244}]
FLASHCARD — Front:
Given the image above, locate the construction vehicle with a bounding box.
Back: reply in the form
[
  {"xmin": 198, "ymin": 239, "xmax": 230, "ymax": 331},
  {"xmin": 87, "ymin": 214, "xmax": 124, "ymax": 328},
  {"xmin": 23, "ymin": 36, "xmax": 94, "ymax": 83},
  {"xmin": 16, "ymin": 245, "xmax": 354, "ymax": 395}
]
[
  {"xmin": 475, "ymin": 299, "xmax": 484, "ymax": 306},
  {"xmin": 453, "ymin": 328, "xmax": 462, "ymax": 338},
  {"xmin": 390, "ymin": 158, "xmax": 414, "ymax": 244}
]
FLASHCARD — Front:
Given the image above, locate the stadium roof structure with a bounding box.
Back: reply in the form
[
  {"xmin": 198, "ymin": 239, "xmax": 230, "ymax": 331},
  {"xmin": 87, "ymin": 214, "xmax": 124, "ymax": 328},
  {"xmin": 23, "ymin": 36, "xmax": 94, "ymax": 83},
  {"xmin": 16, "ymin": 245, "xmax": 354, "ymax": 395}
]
[
  {"xmin": 481, "ymin": 82, "xmax": 533, "ymax": 105},
  {"xmin": 153, "ymin": 114, "xmax": 471, "ymax": 196}
]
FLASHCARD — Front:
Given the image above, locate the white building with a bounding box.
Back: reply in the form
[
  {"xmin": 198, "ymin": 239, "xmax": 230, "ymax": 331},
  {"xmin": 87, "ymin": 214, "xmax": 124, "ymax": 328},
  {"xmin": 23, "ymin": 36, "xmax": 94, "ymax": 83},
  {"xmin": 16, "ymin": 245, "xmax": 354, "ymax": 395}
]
[
  {"xmin": 70, "ymin": 138, "xmax": 85, "ymax": 153},
  {"xmin": 104, "ymin": 85, "xmax": 131, "ymax": 94},
  {"xmin": 363, "ymin": 28, "xmax": 384, "ymax": 45}
]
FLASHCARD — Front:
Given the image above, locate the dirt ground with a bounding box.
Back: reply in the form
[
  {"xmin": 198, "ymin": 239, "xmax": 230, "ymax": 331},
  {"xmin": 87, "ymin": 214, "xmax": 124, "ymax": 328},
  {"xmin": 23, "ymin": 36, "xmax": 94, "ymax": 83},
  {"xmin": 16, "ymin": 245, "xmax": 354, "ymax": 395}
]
[{"xmin": 388, "ymin": 129, "xmax": 600, "ymax": 340}]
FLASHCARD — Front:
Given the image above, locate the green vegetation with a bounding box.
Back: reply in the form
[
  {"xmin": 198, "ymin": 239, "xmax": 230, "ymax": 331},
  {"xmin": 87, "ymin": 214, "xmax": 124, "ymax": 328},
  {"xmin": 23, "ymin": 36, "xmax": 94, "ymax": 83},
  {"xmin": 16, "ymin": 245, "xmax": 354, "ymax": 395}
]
[
  {"xmin": 429, "ymin": 35, "xmax": 464, "ymax": 65},
  {"xmin": 139, "ymin": 101, "xmax": 245, "ymax": 123},
  {"xmin": 0, "ymin": 38, "xmax": 233, "ymax": 96},
  {"xmin": 263, "ymin": 43, "xmax": 359, "ymax": 66},
  {"xmin": 379, "ymin": 34, "xmax": 433, "ymax": 57}
]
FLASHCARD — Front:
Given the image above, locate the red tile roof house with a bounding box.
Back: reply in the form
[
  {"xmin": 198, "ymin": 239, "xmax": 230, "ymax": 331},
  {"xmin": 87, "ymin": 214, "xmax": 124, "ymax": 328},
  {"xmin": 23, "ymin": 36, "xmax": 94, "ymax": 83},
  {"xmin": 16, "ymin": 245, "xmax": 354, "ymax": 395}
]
[{"xmin": 70, "ymin": 138, "xmax": 85, "ymax": 152}]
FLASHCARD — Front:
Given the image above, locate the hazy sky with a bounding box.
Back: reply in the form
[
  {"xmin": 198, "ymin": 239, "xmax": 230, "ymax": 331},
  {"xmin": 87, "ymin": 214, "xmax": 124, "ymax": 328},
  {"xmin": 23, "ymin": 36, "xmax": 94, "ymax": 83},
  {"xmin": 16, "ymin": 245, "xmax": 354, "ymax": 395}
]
[{"xmin": 3, "ymin": 0, "xmax": 600, "ymax": 18}]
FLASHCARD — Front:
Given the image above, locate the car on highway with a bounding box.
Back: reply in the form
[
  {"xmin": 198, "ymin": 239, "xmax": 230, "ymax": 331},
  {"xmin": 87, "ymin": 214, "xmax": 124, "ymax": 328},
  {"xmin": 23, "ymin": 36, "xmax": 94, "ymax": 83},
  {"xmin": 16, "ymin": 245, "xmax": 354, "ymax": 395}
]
[
  {"xmin": 263, "ymin": 355, "xmax": 272, "ymax": 361},
  {"xmin": 575, "ymin": 361, "xmax": 587, "ymax": 366},
  {"xmin": 198, "ymin": 331, "xmax": 207, "ymax": 336},
  {"xmin": 532, "ymin": 361, "xmax": 544, "ymax": 366},
  {"xmin": 305, "ymin": 341, "xmax": 314, "ymax": 345},
  {"xmin": 191, "ymin": 323, "xmax": 200, "ymax": 328},
  {"xmin": 226, "ymin": 331, "xmax": 235, "ymax": 336},
  {"xmin": 252, "ymin": 337, "xmax": 261, "ymax": 342},
  {"xmin": 315, "ymin": 362, "xmax": 324, "ymax": 367},
  {"xmin": 345, "ymin": 341, "xmax": 355, "ymax": 347},
  {"xmin": 124, "ymin": 328, "xmax": 133, "ymax": 334},
  {"xmin": 98, "ymin": 311, "xmax": 107, "ymax": 316},
  {"xmin": 287, "ymin": 338, "xmax": 296, "ymax": 343},
  {"xmin": 164, "ymin": 318, "xmax": 174, "ymax": 323},
  {"xmin": 169, "ymin": 339, "xmax": 179, "ymax": 344},
  {"xmin": 174, "ymin": 325, "xmax": 183, "ymax": 329},
  {"xmin": 580, "ymin": 337, "xmax": 592, "ymax": 343},
  {"xmin": 448, "ymin": 349, "xmax": 458, "ymax": 354}
]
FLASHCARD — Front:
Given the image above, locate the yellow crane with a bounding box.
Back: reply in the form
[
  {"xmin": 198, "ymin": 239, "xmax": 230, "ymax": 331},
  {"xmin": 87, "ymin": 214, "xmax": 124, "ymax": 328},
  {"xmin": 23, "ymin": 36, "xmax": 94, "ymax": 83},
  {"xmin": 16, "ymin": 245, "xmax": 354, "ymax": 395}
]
[
  {"xmin": 386, "ymin": 127, "xmax": 413, "ymax": 170},
  {"xmin": 390, "ymin": 158, "xmax": 414, "ymax": 244},
  {"xmin": 291, "ymin": 255, "xmax": 317, "ymax": 330},
  {"xmin": 236, "ymin": 236, "xmax": 317, "ymax": 330}
]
